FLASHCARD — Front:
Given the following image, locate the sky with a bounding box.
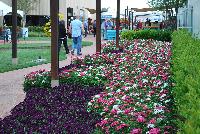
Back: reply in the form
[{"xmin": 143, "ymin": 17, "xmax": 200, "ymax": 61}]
[{"xmin": 102, "ymin": 0, "xmax": 149, "ymax": 10}]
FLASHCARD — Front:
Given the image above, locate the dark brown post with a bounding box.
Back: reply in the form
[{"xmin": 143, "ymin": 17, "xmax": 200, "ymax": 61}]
[
  {"xmin": 50, "ymin": 0, "xmax": 59, "ymax": 87},
  {"xmin": 125, "ymin": 9, "xmax": 127, "ymax": 29},
  {"xmin": 96, "ymin": 0, "xmax": 101, "ymax": 53},
  {"xmin": 129, "ymin": 11, "xmax": 131, "ymax": 30},
  {"xmin": 116, "ymin": 0, "xmax": 120, "ymax": 48},
  {"xmin": 12, "ymin": 0, "xmax": 18, "ymax": 64},
  {"xmin": 132, "ymin": 11, "xmax": 134, "ymax": 30},
  {"xmin": 126, "ymin": 6, "xmax": 128, "ymax": 29}
]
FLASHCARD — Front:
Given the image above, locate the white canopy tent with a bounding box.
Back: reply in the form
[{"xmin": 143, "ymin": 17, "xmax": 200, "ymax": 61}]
[{"xmin": 0, "ymin": 1, "xmax": 23, "ymax": 17}]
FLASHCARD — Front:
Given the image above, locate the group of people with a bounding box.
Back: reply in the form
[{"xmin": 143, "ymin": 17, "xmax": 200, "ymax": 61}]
[
  {"xmin": 59, "ymin": 16, "xmax": 97, "ymax": 57},
  {"xmin": 83, "ymin": 19, "xmax": 96, "ymax": 37}
]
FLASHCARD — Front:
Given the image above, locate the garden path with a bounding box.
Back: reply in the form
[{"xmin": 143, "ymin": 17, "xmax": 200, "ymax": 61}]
[{"xmin": 0, "ymin": 35, "xmax": 100, "ymax": 118}]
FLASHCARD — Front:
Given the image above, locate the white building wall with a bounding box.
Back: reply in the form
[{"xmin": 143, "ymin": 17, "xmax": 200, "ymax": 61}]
[
  {"xmin": 178, "ymin": 0, "xmax": 200, "ymax": 38},
  {"xmin": 189, "ymin": 0, "xmax": 200, "ymax": 37},
  {"xmin": 0, "ymin": 0, "xmax": 96, "ymax": 21}
]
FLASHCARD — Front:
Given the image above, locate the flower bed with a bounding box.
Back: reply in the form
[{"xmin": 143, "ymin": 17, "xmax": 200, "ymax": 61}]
[
  {"xmin": 88, "ymin": 40, "xmax": 175, "ymax": 133},
  {"xmin": 0, "ymin": 84, "xmax": 103, "ymax": 133},
  {"xmin": 20, "ymin": 39, "xmax": 175, "ymax": 133}
]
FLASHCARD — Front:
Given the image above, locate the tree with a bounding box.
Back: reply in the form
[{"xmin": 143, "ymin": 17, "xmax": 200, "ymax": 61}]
[
  {"xmin": 148, "ymin": 0, "xmax": 187, "ymax": 17},
  {"xmin": 17, "ymin": 0, "xmax": 38, "ymax": 27},
  {"xmin": 148, "ymin": 0, "xmax": 187, "ymax": 29}
]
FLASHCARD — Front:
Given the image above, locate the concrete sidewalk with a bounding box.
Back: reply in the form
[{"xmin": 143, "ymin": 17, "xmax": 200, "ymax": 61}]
[{"xmin": 0, "ymin": 35, "xmax": 97, "ymax": 118}]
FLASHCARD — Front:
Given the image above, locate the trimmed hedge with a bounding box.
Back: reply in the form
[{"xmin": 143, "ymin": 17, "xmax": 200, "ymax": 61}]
[
  {"xmin": 121, "ymin": 29, "xmax": 172, "ymax": 42},
  {"xmin": 171, "ymin": 30, "xmax": 200, "ymax": 134}
]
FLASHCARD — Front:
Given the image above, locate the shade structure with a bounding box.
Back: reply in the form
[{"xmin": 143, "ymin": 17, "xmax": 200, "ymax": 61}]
[{"xmin": 0, "ymin": 1, "xmax": 23, "ymax": 17}]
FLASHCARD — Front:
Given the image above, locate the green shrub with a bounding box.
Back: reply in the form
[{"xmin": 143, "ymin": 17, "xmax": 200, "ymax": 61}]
[
  {"xmin": 28, "ymin": 32, "xmax": 48, "ymax": 37},
  {"xmin": 121, "ymin": 29, "xmax": 172, "ymax": 42},
  {"xmin": 28, "ymin": 26, "xmax": 44, "ymax": 32},
  {"xmin": 171, "ymin": 29, "xmax": 200, "ymax": 134}
]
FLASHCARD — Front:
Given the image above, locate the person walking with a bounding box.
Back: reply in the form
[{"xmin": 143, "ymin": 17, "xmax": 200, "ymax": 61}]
[
  {"xmin": 84, "ymin": 19, "xmax": 88, "ymax": 37},
  {"xmin": 58, "ymin": 20, "xmax": 69, "ymax": 56},
  {"xmin": 93, "ymin": 20, "xmax": 96, "ymax": 37},
  {"xmin": 70, "ymin": 15, "xmax": 83, "ymax": 56}
]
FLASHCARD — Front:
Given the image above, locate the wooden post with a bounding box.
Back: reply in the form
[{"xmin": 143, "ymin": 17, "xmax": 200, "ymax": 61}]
[
  {"xmin": 50, "ymin": 0, "xmax": 59, "ymax": 87},
  {"xmin": 125, "ymin": 9, "xmax": 127, "ymax": 29},
  {"xmin": 96, "ymin": 0, "xmax": 101, "ymax": 53},
  {"xmin": 132, "ymin": 11, "xmax": 134, "ymax": 30},
  {"xmin": 116, "ymin": 0, "xmax": 120, "ymax": 48},
  {"xmin": 12, "ymin": 0, "xmax": 18, "ymax": 64},
  {"xmin": 126, "ymin": 6, "xmax": 128, "ymax": 29},
  {"xmin": 129, "ymin": 11, "xmax": 131, "ymax": 30}
]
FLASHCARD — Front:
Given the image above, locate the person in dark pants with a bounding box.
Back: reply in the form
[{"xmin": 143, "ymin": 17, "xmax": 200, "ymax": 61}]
[
  {"xmin": 93, "ymin": 20, "xmax": 96, "ymax": 37},
  {"xmin": 58, "ymin": 20, "xmax": 69, "ymax": 56},
  {"xmin": 84, "ymin": 20, "xmax": 88, "ymax": 37}
]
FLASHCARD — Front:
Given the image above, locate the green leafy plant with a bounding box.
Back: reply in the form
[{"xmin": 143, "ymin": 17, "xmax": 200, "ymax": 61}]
[
  {"xmin": 121, "ymin": 29, "xmax": 172, "ymax": 42},
  {"xmin": 171, "ymin": 29, "xmax": 200, "ymax": 134}
]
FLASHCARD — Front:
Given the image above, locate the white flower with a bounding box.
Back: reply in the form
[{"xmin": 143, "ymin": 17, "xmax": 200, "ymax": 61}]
[
  {"xmin": 160, "ymin": 94, "xmax": 166, "ymax": 98},
  {"xmin": 133, "ymin": 84, "xmax": 137, "ymax": 88},
  {"xmin": 122, "ymin": 95, "xmax": 126, "ymax": 100},
  {"xmin": 147, "ymin": 124, "xmax": 155, "ymax": 128},
  {"xmin": 107, "ymin": 92, "xmax": 113, "ymax": 96},
  {"xmin": 165, "ymin": 99, "xmax": 170, "ymax": 103},
  {"xmin": 163, "ymin": 83, "xmax": 168, "ymax": 88},
  {"xmin": 117, "ymin": 110, "xmax": 123, "ymax": 114},
  {"xmin": 116, "ymin": 99, "xmax": 121, "ymax": 104},
  {"xmin": 116, "ymin": 89, "xmax": 121, "ymax": 93},
  {"xmin": 113, "ymin": 105, "xmax": 119, "ymax": 110},
  {"xmin": 94, "ymin": 95, "xmax": 100, "ymax": 98},
  {"xmin": 142, "ymin": 79, "xmax": 148, "ymax": 83},
  {"xmin": 154, "ymin": 109, "xmax": 164, "ymax": 114},
  {"xmin": 88, "ymin": 102, "xmax": 92, "ymax": 106},
  {"xmin": 100, "ymin": 112, "xmax": 105, "ymax": 116}
]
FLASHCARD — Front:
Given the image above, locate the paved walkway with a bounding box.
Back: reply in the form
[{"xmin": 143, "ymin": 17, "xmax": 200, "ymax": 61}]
[{"xmin": 0, "ymin": 35, "xmax": 98, "ymax": 118}]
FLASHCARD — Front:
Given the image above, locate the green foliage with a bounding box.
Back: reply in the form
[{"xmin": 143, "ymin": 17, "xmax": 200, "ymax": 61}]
[
  {"xmin": 121, "ymin": 29, "xmax": 172, "ymax": 42},
  {"xmin": 171, "ymin": 29, "xmax": 200, "ymax": 134},
  {"xmin": 28, "ymin": 32, "xmax": 48, "ymax": 37},
  {"xmin": 28, "ymin": 26, "xmax": 44, "ymax": 33},
  {"xmin": 24, "ymin": 70, "xmax": 107, "ymax": 92},
  {"xmin": 148, "ymin": 0, "xmax": 187, "ymax": 11},
  {"xmin": 28, "ymin": 26, "xmax": 47, "ymax": 37},
  {"xmin": 17, "ymin": 0, "xmax": 38, "ymax": 14}
]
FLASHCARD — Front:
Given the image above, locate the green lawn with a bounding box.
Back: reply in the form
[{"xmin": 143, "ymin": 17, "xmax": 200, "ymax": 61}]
[
  {"xmin": 0, "ymin": 40, "xmax": 93, "ymax": 73},
  {"xmin": 18, "ymin": 36, "xmax": 50, "ymax": 41}
]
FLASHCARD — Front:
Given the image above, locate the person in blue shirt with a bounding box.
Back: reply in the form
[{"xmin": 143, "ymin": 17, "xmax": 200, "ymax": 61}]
[{"xmin": 70, "ymin": 15, "xmax": 83, "ymax": 56}]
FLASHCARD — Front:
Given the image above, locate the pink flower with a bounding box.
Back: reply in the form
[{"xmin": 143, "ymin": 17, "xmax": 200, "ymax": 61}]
[
  {"xmin": 103, "ymin": 107, "xmax": 109, "ymax": 112},
  {"xmin": 149, "ymin": 118, "xmax": 156, "ymax": 124},
  {"xmin": 80, "ymin": 72, "xmax": 85, "ymax": 76},
  {"xmin": 124, "ymin": 108, "xmax": 131, "ymax": 115},
  {"xmin": 110, "ymin": 121, "xmax": 120, "ymax": 127},
  {"xmin": 115, "ymin": 123, "xmax": 129, "ymax": 131},
  {"xmin": 111, "ymin": 109, "xmax": 118, "ymax": 114},
  {"xmin": 137, "ymin": 116, "xmax": 145, "ymax": 123},
  {"xmin": 130, "ymin": 128, "xmax": 142, "ymax": 134},
  {"xmin": 149, "ymin": 128, "xmax": 160, "ymax": 134}
]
